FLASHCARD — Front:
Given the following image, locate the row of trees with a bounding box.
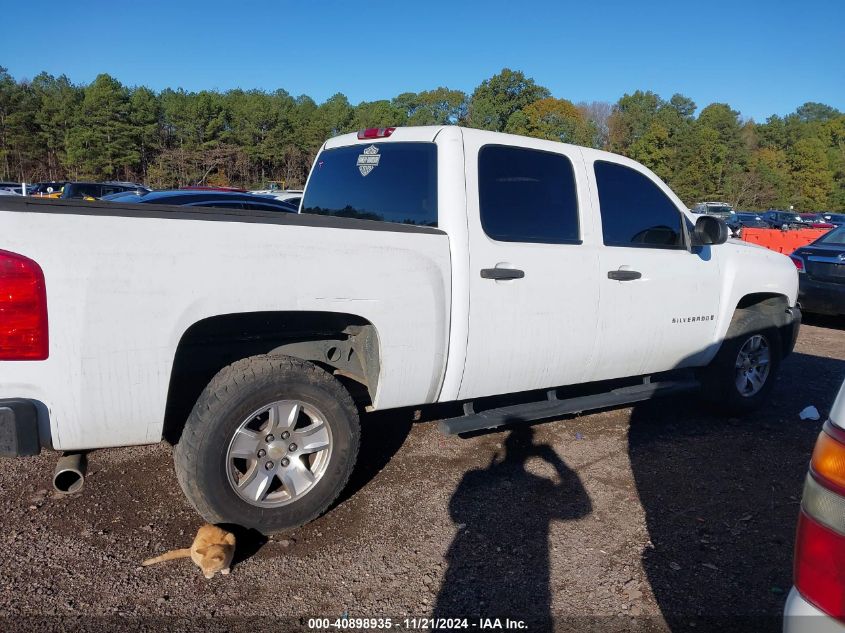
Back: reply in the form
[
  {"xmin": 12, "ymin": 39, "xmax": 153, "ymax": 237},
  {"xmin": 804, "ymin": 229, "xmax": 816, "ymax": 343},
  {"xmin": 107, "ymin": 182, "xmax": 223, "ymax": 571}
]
[{"xmin": 0, "ymin": 67, "xmax": 842, "ymax": 210}]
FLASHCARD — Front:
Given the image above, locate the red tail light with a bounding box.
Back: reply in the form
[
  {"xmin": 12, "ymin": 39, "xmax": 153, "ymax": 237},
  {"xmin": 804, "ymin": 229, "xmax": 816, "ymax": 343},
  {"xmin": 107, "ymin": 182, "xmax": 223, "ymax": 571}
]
[
  {"xmin": 0, "ymin": 249, "xmax": 48, "ymax": 360},
  {"xmin": 357, "ymin": 127, "xmax": 395, "ymax": 140},
  {"xmin": 789, "ymin": 255, "xmax": 804, "ymax": 272},
  {"xmin": 794, "ymin": 424, "xmax": 845, "ymax": 621},
  {"xmin": 795, "ymin": 511, "xmax": 845, "ymax": 619}
]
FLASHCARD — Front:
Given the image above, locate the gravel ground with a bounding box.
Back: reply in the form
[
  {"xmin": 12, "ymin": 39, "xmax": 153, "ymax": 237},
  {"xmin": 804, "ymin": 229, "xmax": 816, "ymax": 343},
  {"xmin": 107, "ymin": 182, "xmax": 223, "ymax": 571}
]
[{"xmin": 0, "ymin": 318, "xmax": 843, "ymax": 633}]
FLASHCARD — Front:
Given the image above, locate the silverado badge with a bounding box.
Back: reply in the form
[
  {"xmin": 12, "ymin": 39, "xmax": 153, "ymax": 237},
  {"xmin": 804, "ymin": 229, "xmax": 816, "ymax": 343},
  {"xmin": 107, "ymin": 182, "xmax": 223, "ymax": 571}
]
[{"xmin": 357, "ymin": 145, "xmax": 381, "ymax": 177}]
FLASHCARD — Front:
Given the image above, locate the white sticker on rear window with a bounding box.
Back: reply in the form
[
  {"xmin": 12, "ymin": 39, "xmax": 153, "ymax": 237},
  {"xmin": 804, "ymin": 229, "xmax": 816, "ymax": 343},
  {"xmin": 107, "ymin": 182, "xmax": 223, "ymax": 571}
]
[{"xmin": 357, "ymin": 145, "xmax": 381, "ymax": 177}]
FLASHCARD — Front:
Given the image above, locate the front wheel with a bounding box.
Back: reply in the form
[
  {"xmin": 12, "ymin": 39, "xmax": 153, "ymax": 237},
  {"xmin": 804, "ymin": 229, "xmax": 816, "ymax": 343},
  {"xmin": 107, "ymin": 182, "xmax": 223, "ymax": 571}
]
[
  {"xmin": 700, "ymin": 316, "xmax": 782, "ymax": 415},
  {"xmin": 174, "ymin": 354, "xmax": 360, "ymax": 534}
]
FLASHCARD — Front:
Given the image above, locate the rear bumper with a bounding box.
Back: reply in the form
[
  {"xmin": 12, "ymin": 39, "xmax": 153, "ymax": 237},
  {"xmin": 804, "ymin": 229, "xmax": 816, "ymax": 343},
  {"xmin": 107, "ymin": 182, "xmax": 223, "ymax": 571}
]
[
  {"xmin": 783, "ymin": 586, "xmax": 845, "ymax": 632},
  {"xmin": 0, "ymin": 399, "xmax": 41, "ymax": 457},
  {"xmin": 799, "ymin": 276, "xmax": 845, "ymax": 316}
]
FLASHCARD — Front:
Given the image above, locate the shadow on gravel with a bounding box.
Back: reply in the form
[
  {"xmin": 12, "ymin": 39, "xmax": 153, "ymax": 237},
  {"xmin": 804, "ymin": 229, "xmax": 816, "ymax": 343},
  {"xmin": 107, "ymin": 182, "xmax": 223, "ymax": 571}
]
[
  {"xmin": 630, "ymin": 351, "xmax": 845, "ymax": 633},
  {"xmin": 218, "ymin": 523, "xmax": 268, "ymax": 568},
  {"xmin": 433, "ymin": 424, "xmax": 592, "ymax": 630},
  {"xmin": 337, "ymin": 406, "xmax": 417, "ymax": 503},
  {"xmin": 802, "ymin": 313, "xmax": 845, "ymax": 331}
]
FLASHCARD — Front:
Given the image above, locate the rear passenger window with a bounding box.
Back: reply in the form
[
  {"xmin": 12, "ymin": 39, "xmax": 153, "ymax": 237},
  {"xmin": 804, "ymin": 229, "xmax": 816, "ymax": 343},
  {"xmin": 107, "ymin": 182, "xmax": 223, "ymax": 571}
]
[
  {"xmin": 301, "ymin": 143, "xmax": 437, "ymax": 226},
  {"xmin": 594, "ymin": 161, "xmax": 683, "ymax": 248},
  {"xmin": 478, "ymin": 145, "xmax": 579, "ymax": 244}
]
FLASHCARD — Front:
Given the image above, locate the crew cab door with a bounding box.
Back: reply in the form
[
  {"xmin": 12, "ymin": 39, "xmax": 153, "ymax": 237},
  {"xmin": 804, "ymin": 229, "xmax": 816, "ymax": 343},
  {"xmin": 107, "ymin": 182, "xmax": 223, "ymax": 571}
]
[
  {"xmin": 456, "ymin": 137, "xmax": 601, "ymax": 400},
  {"xmin": 584, "ymin": 157, "xmax": 721, "ymax": 380}
]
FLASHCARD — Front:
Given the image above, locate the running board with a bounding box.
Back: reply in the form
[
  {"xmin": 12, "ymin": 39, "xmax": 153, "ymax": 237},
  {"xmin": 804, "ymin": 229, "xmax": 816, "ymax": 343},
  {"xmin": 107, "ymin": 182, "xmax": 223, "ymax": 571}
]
[{"xmin": 438, "ymin": 379, "xmax": 699, "ymax": 435}]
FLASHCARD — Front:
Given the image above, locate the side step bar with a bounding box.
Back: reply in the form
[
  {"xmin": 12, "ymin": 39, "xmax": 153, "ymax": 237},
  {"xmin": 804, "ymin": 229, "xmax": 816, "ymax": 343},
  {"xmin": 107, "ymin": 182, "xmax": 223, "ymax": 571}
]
[{"xmin": 438, "ymin": 379, "xmax": 699, "ymax": 435}]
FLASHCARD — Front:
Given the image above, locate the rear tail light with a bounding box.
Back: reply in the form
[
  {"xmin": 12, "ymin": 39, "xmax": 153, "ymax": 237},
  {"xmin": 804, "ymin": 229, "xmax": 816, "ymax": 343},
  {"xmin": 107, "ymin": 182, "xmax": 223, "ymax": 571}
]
[
  {"xmin": 0, "ymin": 249, "xmax": 48, "ymax": 360},
  {"xmin": 357, "ymin": 127, "xmax": 395, "ymax": 140},
  {"xmin": 789, "ymin": 255, "xmax": 804, "ymax": 272},
  {"xmin": 795, "ymin": 423, "xmax": 845, "ymax": 620},
  {"xmin": 795, "ymin": 510, "xmax": 845, "ymax": 619}
]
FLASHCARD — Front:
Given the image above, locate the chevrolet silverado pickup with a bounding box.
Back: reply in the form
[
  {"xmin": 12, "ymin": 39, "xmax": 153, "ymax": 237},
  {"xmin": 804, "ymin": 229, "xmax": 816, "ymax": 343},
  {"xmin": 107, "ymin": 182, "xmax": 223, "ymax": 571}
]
[{"xmin": 0, "ymin": 126, "xmax": 800, "ymax": 533}]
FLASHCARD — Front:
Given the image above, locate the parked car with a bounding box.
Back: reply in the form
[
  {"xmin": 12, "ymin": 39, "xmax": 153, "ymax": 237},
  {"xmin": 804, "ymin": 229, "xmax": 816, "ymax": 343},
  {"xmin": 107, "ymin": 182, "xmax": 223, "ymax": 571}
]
[
  {"xmin": 783, "ymin": 378, "xmax": 845, "ymax": 632},
  {"xmin": 252, "ymin": 187, "xmax": 304, "ymax": 206},
  {"xmin": 0, "ymin": 181, "xmax": 21, "ymax": 192},
  {"xmin": 60, "ymin": 181, "xmax": 149, "ymax": 200},
  {"xmin": 727, "ymin": 212, "xmax": 768, "ymax": 235},
  {"xmin": 98, "ymin": 190, "xmax": 144, "ymax": 202},
  {"xmin": 251, "ymin": 181, "xmax": 287, "ymax": 193},
  {"xmin": 821, "ymin": 213, "xmax": 845, "ymax": 227},
  {"xmin": 272, "ymin": 192, "xmax": 302, "ymax": 207},
  {"xmin": 30, "ymin": 182, "xmax": 68, "ymax": 197},
  {"xmin": 763, "ymin": 210, "xmax": 805, "ymax": 229},
  {"xmin": 691, "ymin": 201, "xmax": 734, "ymax": 217},
  {"xmin": 180, "ymin": 185, "xmax": 248, "ymax": 193},
  {"xmin": 0, "ymin": 126, "xmax": 800, "ymax": 535},
  {"xmin": 3, "ymin": 186, "xmax": 33, "ymax": 195},
  {"xmin": 791, "ymin": 224, "xmax": 845, "ymax": 316},
  {"xmin": 100, "ymin": 190, "xmax": 299, "ymax": 212},
  {"xmin": 737, "ymin": 212, "xmax": 768, "ymax": 225},
  {"xmin": 800, "ymin": 214, "xmax": 836, "ymax": 229}
]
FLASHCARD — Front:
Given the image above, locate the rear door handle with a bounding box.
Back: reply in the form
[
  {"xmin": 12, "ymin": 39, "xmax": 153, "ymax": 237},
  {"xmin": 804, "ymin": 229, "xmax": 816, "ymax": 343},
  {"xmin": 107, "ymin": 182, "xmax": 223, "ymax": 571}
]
[
  {"xmin": 481, "ymin": 268, "xmax": 525, "ymax": 280},
  {"xmin": 607, "ymin": 270, "xmax": 642, "ymax": 281}
]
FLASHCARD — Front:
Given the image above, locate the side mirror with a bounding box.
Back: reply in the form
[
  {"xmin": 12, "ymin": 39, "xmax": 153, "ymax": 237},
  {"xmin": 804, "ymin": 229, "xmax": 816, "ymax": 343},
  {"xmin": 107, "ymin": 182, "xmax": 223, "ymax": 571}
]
[{"xmin": 692, "ymin": 215, "xmax": 729, "ymax": 246}]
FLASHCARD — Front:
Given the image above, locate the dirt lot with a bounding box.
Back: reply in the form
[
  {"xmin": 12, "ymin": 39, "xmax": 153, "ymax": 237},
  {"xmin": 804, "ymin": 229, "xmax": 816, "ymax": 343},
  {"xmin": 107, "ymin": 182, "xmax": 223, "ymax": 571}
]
[{"xmin": 0, "ymin": 318, "xmax": 843, "ymax": 633}]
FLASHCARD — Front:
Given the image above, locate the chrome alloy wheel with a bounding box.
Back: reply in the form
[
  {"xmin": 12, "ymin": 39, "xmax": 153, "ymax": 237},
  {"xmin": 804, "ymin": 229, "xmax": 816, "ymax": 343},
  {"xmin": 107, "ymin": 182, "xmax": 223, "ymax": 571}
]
[
  {"xmin": 226, "ymin": 400, "xmax": 333, "ymax": 507},
  {"xmin": 734, "ymin": 334, "xmax": 771, "ymax": 397}
]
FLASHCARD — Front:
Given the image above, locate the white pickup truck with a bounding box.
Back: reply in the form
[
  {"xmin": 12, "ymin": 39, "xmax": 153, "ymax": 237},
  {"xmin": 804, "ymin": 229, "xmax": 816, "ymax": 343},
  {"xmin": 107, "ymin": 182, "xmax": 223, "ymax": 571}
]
[{"xmin": 0, "ymin": 126, "xmax": 800, "ymax": 533}]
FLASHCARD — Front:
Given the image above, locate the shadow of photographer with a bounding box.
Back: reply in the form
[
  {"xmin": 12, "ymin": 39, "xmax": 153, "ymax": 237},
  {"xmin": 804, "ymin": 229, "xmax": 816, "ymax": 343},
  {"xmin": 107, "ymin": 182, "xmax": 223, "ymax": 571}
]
[{"xmin": 433, "ymin": 424, "xmax": 592, "ymax": 629}]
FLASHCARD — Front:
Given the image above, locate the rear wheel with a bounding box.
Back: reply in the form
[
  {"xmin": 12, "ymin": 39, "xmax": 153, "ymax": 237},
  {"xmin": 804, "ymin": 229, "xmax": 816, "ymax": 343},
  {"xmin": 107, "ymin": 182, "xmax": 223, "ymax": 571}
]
[
  {"xmin": 701, "ymin": 313, "xmax": 782, "ymax": 415},
  {"xmin": 174, "ymin": 354, "xmax": 360, "ymax": 534}
]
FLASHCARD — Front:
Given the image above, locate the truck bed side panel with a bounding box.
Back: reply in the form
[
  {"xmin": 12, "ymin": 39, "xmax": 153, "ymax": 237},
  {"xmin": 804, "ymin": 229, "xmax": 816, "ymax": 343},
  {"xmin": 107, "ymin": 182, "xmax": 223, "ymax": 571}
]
[{"xmin": 0, "ymin": 204, "xmax": 451, "ymax": 450}]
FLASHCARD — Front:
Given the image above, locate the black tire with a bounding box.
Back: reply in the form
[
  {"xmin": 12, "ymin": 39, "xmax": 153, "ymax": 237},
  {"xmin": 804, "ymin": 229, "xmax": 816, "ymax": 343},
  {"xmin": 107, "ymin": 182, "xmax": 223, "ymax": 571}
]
[
  {"xmin": 173, "ymin": 354, "xmax": 360, "ymax": 534},
  {"xmin": 700, "ymin": 312, "xmax": 782, "ymax": 415}
]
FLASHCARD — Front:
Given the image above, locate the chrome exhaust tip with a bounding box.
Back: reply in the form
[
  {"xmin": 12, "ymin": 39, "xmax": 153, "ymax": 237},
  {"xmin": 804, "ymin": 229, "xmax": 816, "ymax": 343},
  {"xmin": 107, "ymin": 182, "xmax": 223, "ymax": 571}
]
[{"xmin": 53, "ymin": 452, "xmax": 86, "ymax": 494}]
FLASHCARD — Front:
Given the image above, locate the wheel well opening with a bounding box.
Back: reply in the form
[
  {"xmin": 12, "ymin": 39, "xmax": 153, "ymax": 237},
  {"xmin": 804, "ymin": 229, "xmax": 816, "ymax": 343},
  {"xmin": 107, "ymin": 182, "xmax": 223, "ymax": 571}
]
[
  {"xmin": 735, "ymin": 292, "xmax": 788, "ymax": 311},
  {"xmin": 731, "ymin": 293, "xmax": 797, "ymax": 355},
  {"xmin": 162, "ymin": 311, "xmax": 380, "ymax": 445}
]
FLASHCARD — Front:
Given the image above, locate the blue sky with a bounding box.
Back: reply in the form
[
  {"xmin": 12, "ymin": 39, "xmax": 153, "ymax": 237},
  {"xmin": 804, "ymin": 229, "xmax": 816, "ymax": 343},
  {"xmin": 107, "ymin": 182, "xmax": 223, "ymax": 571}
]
[{"xmin": 1, "ymin": 0, "xmax": 842, "ymax": 122}]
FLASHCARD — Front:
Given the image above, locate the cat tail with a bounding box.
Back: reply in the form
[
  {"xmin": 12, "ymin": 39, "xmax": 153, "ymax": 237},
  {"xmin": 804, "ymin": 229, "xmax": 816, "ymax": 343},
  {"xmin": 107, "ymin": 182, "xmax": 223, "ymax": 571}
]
[{"xmin": 142, "ymin": 548, "xmax": 192, "ymax": 566}]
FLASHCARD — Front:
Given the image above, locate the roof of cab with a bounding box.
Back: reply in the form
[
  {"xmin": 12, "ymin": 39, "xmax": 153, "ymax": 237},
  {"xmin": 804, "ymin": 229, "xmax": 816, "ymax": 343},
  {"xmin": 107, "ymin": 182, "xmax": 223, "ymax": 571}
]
[{"xmin": 321, "ymin": 126, "xmax": 677, "ymax": 193}]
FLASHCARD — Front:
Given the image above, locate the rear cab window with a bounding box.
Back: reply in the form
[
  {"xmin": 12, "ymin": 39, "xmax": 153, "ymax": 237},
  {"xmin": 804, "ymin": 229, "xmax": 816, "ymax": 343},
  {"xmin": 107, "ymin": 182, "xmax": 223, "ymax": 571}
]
[
  {"xmin": 478, "ymin": 145, "xmax": 580, "ymax": 244},
  {"xmin": 301, "ymin": 142, "xmax": 437, "ymax": 226}
]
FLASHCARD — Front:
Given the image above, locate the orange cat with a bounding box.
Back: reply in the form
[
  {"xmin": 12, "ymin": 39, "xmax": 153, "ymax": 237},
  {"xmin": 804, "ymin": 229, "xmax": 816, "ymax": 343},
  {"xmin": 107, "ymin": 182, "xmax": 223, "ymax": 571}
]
[{"xmin": 142, "ymin": 524, "xmax": 236, "ymax": 579}]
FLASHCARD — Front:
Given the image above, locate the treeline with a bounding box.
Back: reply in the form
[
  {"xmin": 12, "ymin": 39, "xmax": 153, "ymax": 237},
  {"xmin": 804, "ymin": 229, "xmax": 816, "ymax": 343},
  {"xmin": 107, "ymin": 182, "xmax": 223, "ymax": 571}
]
[{"xmin": 0, "ymin": 67, "xmax": 842, "ymax": 210}]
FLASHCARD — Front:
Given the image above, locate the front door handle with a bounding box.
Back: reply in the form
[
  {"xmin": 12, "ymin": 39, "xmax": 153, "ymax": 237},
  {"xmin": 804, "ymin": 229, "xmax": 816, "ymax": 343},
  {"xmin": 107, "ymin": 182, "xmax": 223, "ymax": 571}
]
[
  {"xmin": 481, "ymin": 268, "xmax": 525, "ymax": 280},
  {"xmin": 607, "ymin": 269, "xmax": 642, "ymax": 281}
]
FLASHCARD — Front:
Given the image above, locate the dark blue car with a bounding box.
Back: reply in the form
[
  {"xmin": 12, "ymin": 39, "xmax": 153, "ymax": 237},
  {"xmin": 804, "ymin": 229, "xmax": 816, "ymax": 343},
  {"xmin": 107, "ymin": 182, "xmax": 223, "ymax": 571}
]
[
  {"xmin": 791, "ymin": 224, "xmax": 845, "ymax": 316},
  {"xmin": 100, "ymin": 189, "xmax": 299, "ymax": 213}
]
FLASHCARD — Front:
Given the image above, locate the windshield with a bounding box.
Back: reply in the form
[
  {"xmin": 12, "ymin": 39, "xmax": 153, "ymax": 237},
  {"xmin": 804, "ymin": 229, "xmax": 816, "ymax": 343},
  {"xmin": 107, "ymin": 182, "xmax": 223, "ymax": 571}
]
[
  {"xmin": 817, "ymin": 225, "xmax": 845, "ymax": 245},
  {"xmin": 706, "ymin": 206, "xmax": 733, "ymax": 215}
]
